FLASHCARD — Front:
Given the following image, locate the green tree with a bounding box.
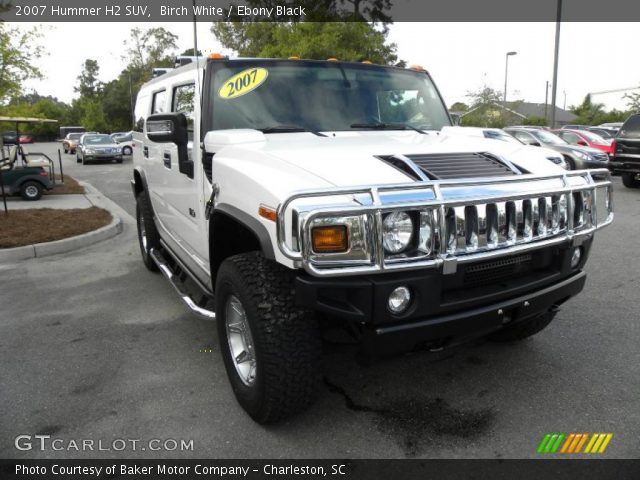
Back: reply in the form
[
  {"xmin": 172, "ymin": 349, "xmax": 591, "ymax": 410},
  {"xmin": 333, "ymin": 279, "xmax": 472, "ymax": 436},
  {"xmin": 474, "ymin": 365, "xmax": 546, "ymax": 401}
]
[
  {"xmin": 179, "ymin": 48, "xmax": 203, "ymax": 57},
  {"xmin": 75, "ymin": 59, "xmax": 102, "ymax": 98},
  {"xmin": 466, "ymin": 85, "xmax": 502, "ymax": 108},
  {"xmin": 569, "ymin": 94, "xmax": 605, "ymax": 124},
  {"xmin": 124, "ymin": 27, "xmax": 178, "ymax": 72},
  {"xmin": 449, "ymin": 102, "xmax": 469, "ymax": 112},
  {"xmin": 79, "ymin": 98, "xmax": 109, "ymax": 132},
  {"xmin": 623, "ymin": 89, "xmax": 640, "ymax": 113},
  {"xmin": 212, "ymin": 22, "xmax": 398, "ymax": 64},
  {"xmin": 101, "ymin": 75, "xmax": 135, "ymax": 132},
  {"xmin": 0, "ymin": 23, "xmax": 44, "ymax": 103}
]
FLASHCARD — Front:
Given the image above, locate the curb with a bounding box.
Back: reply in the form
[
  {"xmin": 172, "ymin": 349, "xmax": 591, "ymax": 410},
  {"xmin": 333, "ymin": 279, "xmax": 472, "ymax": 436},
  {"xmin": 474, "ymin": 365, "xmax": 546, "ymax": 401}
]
[{"xmin": 0, "ymin": 181, "xmax": 125, "ymax": 263}]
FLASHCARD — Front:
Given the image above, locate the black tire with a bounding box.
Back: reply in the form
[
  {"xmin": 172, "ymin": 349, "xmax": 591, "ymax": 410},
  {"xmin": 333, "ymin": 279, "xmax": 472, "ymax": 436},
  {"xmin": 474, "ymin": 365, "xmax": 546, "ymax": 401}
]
[
  {"xmin": 20, "ymin": 181, "xmax": 43, "ymax": 201},
  {"xmin": 564, "ymin": 156, "xmax": 576, "ymax": 170},
  {"xmin": 215, "ymin": 252, "xmax": 322, "ymax": 424},
  {"xmin": 488, "ymin": 310, "xmax": 555, "ymax": 342},
  {"xmin": 621, "ymin": 172, "xmax": 640, "ymax": 188},
  {"xmin": 123, "ymin": 146, "xmax": 132, "ymax": 156},
  {"xmin": 135, "ymin": 193, "xmax": 160, "ymax": 272},
  {"xmin": 117, "ymin": 158, "xmax": 123, "ymax": 164},
  {"xmin": 64, "ymin": 147, "xmax": 68, "ymax": 154}
]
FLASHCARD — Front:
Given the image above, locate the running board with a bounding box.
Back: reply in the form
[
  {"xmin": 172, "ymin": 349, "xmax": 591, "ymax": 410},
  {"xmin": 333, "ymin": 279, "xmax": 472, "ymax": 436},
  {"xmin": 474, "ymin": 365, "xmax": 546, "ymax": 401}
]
[{"xmin": 149, "ymin": 248, "xmax": 216, "ymax": 320}]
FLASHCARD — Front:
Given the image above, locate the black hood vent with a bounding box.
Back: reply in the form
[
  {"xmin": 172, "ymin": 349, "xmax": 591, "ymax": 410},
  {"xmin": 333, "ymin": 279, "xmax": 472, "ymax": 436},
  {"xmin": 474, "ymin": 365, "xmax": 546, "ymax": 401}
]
[{"xmin": 403, "ymin": 152, "xmax": 519, "ymax": 180}]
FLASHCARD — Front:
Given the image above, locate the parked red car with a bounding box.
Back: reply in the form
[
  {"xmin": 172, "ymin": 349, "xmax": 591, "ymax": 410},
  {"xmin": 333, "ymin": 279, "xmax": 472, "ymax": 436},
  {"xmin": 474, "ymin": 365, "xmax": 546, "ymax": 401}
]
[
  {"xmin": 19, "ymin": 134, "xmax": 34, "ymax": 144},
  {"xmin": 553, "ymin": 129, "xmax": 613, "ymax": 156}
]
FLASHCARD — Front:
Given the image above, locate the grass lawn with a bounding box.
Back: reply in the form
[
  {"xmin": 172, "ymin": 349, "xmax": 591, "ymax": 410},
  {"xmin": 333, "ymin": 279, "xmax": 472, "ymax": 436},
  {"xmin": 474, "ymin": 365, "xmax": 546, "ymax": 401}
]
[
  {"xmin": 0, "ymin": 207, "xmax": 111, "ymax": 248},
  {"xmin": 45, "ymin": 174, "xmax": 85, "ymax": 195}
]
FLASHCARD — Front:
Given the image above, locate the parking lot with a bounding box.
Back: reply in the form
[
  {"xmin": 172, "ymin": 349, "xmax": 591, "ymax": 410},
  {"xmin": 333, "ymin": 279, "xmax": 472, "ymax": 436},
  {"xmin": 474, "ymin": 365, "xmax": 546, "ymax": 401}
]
[{"xmin": 1, "ymin": 142, "xmax": 639, "ymax": 459}]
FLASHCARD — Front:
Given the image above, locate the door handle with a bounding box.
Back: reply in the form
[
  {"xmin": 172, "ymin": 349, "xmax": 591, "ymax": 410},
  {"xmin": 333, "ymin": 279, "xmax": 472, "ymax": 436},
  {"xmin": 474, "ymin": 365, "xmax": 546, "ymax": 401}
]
[
  {"xmin": 143, "ymin": 146, "xmax": 149, "ymax": 158},
  {"xmin": 163, "ymin": 152, "xmax": 171, "ymax": 168}
]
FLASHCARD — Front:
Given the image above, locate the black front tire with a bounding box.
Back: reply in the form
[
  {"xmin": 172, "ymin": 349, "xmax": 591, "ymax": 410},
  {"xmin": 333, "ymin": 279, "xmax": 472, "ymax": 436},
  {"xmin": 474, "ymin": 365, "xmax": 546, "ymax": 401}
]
[
  {"xmin": 135, "ymin": 193, "xmax": 160, "ymax": 272},
  {"xmin": 622, "ymin": 172, "xmax": 640, "ymax": 188},
  {"xmin": 489, "ymin": 310, "xmax": 556, "ymax": 342},
  {"xmin": 123, "ymin": 146, "xmax": 132, "ymax": 156},
  {"xmin": 215, "ymin": 252, "xmax": 322, "ymax": 424},
  {"xmin": 564, "ymin": 156, "xmax": 576, "ymax": 170},
  {"xmin": 20, "ymin": 181, "xmax": 43, "ymax": 201}
]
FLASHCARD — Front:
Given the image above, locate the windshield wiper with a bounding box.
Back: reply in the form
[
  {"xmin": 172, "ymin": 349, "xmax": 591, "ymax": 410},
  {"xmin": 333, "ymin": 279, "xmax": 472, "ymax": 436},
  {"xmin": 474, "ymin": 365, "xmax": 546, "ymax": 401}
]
[
  {"xmin": 349, "ymin": 122, "xmax": 428, "ymax": 134},
  {"xmin": 259, "ymin": 125, "xmax": 327, "ymax": 137}
]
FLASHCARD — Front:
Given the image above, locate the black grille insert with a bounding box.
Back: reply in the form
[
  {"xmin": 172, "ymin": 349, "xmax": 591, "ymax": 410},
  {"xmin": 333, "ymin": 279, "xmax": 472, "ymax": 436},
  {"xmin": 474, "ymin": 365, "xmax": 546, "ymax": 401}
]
[
  {"xmin": 463, "ymin": 253, "xmax": 533, "ymax": 287},
  {"xmin": 404, "ymin": 152, "xmax": 518, "ymax": 179}
]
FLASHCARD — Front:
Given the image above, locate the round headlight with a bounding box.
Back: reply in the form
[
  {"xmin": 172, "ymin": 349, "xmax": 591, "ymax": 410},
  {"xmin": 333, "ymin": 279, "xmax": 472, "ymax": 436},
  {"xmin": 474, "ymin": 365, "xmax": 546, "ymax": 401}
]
[{"xmin": 382, "ymin": 211, "xmax": 414, "ymax": 253}]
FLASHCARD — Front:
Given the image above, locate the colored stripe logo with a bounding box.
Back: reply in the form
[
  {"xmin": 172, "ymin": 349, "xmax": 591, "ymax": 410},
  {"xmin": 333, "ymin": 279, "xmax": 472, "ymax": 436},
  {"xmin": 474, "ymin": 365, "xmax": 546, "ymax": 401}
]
[{"xmin": 537, "ymin": 433, "xmax": 612, "ymax": 454}]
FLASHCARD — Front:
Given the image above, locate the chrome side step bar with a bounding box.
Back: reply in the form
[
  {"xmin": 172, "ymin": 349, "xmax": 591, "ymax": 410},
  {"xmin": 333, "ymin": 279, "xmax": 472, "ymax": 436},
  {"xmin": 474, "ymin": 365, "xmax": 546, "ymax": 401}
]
[{"xmin": 149, "ymin": 248, "xmax": 216, "ymax": 320}]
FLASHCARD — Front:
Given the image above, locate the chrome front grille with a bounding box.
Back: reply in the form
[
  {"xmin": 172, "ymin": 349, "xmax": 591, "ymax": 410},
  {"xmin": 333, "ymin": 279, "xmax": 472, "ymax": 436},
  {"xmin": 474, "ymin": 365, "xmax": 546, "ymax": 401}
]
[
  {"xmin": 277, "ymin": 169, "xmax": 614, "ymax": 277},
  {"xmin": 443, "ymin": 195, "xmax": 572, "ymax": 255}
]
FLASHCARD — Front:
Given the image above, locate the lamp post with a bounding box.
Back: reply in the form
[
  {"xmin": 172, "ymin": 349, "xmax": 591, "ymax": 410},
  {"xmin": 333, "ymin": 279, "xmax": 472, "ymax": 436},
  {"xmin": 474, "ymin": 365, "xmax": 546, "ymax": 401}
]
[
  {"xmin": 503, "ymin": 51, "xmax": 517, "ymax": 105},
  {"xmin": 550, "ymin": 0, "xmax": 563, "ymax": 128}
]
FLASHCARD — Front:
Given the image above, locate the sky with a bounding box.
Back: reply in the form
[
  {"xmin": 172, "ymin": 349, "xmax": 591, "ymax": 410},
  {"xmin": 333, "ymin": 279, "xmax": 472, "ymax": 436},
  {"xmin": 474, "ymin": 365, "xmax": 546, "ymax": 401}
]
[{"xmin": 20, "ymin": 22, "xmax": 640, "ymax": 111}]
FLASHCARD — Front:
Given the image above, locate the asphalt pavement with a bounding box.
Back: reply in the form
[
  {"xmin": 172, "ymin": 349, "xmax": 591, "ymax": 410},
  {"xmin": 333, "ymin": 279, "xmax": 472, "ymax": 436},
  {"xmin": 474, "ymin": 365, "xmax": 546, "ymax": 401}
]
[{"xmin": 0, "ymin": 143, "xmax": 638, "ymax": 459}]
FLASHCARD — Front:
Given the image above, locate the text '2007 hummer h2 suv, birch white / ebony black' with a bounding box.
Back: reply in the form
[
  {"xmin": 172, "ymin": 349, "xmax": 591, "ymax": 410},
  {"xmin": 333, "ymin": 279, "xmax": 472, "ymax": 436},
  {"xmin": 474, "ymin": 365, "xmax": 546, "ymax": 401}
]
[{"xmin": 131, "ymin": 56, "xmax": 614, "ymax": 424}]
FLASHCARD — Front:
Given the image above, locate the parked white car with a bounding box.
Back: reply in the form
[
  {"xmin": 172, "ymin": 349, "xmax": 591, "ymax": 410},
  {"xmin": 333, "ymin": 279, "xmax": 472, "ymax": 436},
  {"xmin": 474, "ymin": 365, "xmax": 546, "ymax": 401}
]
[
  {"xmin": 111, "ymin": 131, "xmax": 134, "ymax": 156},
  {"xmin": 441, "ymin": 126, "xmax": 569, "ymax": 169},
  {"xmin": 131, "ymin": 56, "xmax": 613, "ymax": 424}
]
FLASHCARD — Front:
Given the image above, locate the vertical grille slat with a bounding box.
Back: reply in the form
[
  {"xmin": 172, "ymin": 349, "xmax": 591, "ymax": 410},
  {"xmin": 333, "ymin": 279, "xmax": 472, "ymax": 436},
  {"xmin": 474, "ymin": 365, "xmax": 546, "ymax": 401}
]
[
  {"xmin": 486, "ymin": 203, "xmax": 499, "ymax": 248},
  {"xmin": 441, "ymin": 194, "xmax": 577, "ymax": 256}
]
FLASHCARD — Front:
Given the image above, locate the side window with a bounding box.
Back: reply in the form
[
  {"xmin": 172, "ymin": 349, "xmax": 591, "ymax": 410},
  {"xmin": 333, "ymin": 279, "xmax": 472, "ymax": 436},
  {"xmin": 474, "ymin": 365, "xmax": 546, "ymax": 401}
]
[
  {"xmin": 563, "ymin": 132, "xmax": 579, "ymax": 144},
  {"xmin": 172, "ymin": 83, "xmax": 195, "ymax": 140},
  {"xmin": 513, "ymin": 131, "xmax": 531, "ymax": 143},
  {"xmin": 152, "ymin": 90, "xmax": 167, "ymax": 114}
]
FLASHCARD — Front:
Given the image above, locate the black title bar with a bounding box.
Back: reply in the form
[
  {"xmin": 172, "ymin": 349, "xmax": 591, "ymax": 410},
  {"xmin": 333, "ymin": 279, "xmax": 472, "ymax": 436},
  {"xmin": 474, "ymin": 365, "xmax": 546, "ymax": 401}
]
[{"xmin": 2, "ymin": 0, "xmax": 640, "ymax": 22}]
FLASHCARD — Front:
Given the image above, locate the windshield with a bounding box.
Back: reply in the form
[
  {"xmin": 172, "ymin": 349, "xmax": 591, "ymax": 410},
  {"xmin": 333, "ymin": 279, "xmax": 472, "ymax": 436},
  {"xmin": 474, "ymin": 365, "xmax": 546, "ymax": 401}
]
[
  {"xmin": 69, "ymin": 133, "xmax": 82, "ymax": 140},
  {"xmin": 209, "ymin": 60, "xmax": 451, "ymax": 132},
  {"xmin": 620, "ymin": 115, "xmax": 640, "ymax": 138},
  {"xmin": 532, "ymin": 130, "xmax": 567, "ymax": 146},
  {"xmin": 483, "ymin": 130, "xmax": 522, "ymax": 144},
  {"xmin": 83, "ymin": 135, "xmax": 114, "ymax": 145}
]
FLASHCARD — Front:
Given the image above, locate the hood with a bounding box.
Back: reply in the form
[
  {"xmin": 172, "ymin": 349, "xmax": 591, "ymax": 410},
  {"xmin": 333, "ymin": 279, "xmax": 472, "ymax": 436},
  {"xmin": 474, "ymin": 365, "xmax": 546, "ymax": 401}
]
[{"xmin": 209, "ymin": 130, "xmax": 563, "ymax": 189}]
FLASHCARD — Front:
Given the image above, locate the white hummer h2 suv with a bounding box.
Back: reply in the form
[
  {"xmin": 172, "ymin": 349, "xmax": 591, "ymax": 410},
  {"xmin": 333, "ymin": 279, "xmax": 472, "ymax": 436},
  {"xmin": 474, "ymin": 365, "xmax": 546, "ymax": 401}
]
[{"xmin": 131, "ymin": 56, "xmax": 614, "ymax": 423}]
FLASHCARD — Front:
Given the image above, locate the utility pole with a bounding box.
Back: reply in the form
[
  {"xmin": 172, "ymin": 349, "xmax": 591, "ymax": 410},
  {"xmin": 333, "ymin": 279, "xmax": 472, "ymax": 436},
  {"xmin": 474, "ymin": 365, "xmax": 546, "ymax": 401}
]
[
  {"xmin": 550, "ymin": 0, "xmax": 562, "ymax": 128},
  {"xmin": 128, "ymin": 74, "xmax": 134, "ymax": 130},
  {"xmin": 544, "ymin": 81, "xmax": 549, "ymax": 123},
  {"xmin": 503, "ymin": 51, "xmax": 517, "ymax": 105}
]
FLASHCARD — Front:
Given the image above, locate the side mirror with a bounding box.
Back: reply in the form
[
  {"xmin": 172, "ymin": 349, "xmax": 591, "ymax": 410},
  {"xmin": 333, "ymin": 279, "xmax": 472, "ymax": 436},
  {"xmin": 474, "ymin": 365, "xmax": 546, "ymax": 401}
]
[
  {"xmin": 146, "ymin": 113, "xmax": 193, "ymax": 178},
  {"xmin": 577, "ymin": 140, "xmax": 588, "ymax": 146}
]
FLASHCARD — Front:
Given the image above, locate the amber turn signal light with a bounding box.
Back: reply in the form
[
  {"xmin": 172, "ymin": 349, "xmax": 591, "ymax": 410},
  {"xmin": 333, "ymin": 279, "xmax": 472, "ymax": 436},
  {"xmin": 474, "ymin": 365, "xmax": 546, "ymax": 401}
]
[{"xmin": 311, "ymin": 226, "xmax": 348, "ymax": 253}]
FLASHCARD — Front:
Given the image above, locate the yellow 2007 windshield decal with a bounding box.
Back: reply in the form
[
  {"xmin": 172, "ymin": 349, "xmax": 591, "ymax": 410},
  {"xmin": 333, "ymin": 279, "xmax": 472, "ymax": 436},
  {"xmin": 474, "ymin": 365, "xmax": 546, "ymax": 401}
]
[{"xmin": 218, "ymin": 68, "xmax": 269, "ymax": 99}]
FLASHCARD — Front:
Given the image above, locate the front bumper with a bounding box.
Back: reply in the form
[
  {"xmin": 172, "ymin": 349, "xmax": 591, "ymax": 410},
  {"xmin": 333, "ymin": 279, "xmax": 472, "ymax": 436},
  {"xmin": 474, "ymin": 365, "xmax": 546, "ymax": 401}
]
[
  {"xmin": 84, "ymin": 154, "xmax": 123, "ymax": 160},
  {"xmin": 296, "ymin": 239, "xmax": 591, "ymax": 354},
  {"xmin": 361, "ymin": 271, "xmax": 584, "ymax": 356},
  {"xmin": 609, "ymin": 157, "xmax": 640, "ymax": 174}
]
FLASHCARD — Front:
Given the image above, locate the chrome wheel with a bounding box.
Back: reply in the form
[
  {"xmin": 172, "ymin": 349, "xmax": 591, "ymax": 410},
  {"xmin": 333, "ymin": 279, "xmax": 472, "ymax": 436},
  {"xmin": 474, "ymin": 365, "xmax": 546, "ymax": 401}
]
[
  {"xmin": 225, "ymin": 295, "xmax": 256, "ymax": 387},
  {"xmin": 24, "ymin": 185, "xmax": 39, "ymax": 198}
]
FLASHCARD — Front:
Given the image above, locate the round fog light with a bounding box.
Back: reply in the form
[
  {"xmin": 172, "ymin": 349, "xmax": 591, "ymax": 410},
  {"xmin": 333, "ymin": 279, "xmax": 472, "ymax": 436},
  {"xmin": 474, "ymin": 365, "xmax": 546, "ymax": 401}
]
[
  {"xmin": 570, "ymin": 247, "xmax": 582, "ymax": 268},
  {"xmin": 388, "ymin": 286, "xmax": 411, "ymax": 314}
]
